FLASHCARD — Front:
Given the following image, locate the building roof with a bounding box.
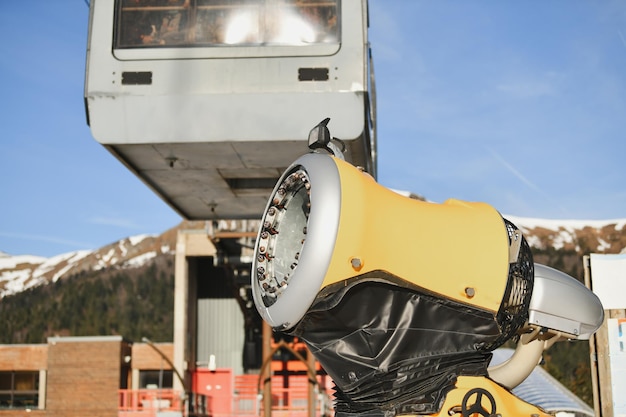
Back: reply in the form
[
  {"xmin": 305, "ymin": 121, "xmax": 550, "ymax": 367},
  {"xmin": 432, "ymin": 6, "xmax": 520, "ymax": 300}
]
[{"xmin": 491, "ymin": 348, "xmax": 594, "ymax": 417}]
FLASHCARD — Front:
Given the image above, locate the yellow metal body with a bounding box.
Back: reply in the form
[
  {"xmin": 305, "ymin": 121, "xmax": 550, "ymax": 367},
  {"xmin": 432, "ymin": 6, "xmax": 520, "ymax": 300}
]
[
  {"xmin": 322, "ymin": 156, "xmax": 511, "ymax": 313},
  {"xmin": 431, "ymin": 376, "xmax": 551, "ymax": 417}
]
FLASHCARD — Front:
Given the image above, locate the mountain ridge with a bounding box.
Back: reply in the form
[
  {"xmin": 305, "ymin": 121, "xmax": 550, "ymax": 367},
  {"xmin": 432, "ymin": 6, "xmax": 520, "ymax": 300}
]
[{"xmin": 0, "ymin": 222, "xmax": 183, "ymax": 298}]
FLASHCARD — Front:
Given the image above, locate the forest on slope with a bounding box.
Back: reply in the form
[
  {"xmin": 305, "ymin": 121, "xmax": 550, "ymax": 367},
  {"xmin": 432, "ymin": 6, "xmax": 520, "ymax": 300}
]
[{"xmin": 0, "ymin": 256, "xmax": 175, "ymax": 344}]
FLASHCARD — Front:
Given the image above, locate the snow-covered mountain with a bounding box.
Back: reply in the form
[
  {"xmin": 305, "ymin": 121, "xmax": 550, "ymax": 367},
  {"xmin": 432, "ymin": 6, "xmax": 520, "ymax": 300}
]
[
  {"xmin": 0, "ymin": 224, "xmax": 182, "ymax": 298},
  {"xmin": 1, "ymin": 217, "xmax": 625, "ymax": 298},
  {"xmin": 506, "ymin": 216, "xmax": 626, "ymax": 253}
]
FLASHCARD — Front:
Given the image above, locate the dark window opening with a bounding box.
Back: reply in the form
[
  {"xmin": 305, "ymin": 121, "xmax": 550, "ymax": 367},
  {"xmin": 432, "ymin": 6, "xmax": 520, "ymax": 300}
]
[
  {"xmin": 115, "ymin": 0, "xmax": 341, "ymax": 48},
  {"xmin": 139, "ymin": 370, "xmax": 174, "ymax": 389},
  {"xmin": 0, "ymin": 371, "xmax": 39, "ymax": 410}
]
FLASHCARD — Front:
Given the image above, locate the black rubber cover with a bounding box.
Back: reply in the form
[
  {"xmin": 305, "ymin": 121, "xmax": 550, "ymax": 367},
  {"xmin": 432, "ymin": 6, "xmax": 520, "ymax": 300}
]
[{"xmin": 288, "ymin": 275, "xmax": 503, "ymax": 415}]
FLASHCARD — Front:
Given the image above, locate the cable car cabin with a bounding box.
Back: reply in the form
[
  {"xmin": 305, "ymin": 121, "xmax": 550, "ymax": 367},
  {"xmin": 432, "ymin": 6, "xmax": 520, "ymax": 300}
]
[{"xmin": 85, "ymin": 0, "xmax": 376, "ymax": 220}]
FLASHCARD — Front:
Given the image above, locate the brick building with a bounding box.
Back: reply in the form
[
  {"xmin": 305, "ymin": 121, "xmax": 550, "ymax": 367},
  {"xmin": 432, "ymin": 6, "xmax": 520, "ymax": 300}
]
[{"xmin": 0, "ymin": 336, "xmax": 177, "ymax": 417}]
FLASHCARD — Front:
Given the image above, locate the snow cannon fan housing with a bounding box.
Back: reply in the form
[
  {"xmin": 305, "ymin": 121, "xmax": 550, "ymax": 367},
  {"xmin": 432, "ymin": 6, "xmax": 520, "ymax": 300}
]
[
  {"xmin": 251, "ymin": 151, "xmax": 535, "ymax": 414},
  {"xmin": 252, "ymin": 152, "xmax": 533, "ymax": 334}
]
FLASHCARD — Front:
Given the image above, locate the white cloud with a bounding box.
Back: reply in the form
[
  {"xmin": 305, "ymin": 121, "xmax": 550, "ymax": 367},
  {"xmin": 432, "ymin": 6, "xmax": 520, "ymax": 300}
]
[
  {"xmin": 0, "ymin": 231, "xmax": 93, "ymax": 249},
  {"xmin": 618, "ymin": 29, "xmax": 626, "ymax": 50},
  {"xmin": 484, "ymin": 147, "xmax": 570, "ymax": 217},
  {"xmin": 496, "ymin": 79, "xmax": 556, "ymax": 99},
  {"xmin": 87, "ymin": 216, "xmax": 141, "ymax": 229}
]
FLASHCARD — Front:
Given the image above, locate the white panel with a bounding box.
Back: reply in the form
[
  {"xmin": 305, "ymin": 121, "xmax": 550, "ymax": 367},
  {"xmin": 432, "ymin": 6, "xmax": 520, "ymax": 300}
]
[
  {"xmin": 590, "ymin": 253, "xmax": 626, "ymax": 309},
  {"xmin": 88, "ymin": 92, "xmax": 365, "ymax": 143},
  {"xmin": 197, "ymin": 299, "xmax": 245, "ymax": 375}
]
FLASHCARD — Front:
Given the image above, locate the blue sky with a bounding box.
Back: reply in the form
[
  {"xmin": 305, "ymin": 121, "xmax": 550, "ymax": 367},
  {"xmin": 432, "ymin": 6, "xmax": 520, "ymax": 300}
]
[{"xmin": 1, "ymin": 1, "xmax": 625, "ymax": 257}]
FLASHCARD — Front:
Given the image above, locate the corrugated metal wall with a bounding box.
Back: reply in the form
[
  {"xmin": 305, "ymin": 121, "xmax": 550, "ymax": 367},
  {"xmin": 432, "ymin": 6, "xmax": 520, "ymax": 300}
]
[{"xmin": 197, "ymin": 299, "xmax": 245, "ymax": 375}]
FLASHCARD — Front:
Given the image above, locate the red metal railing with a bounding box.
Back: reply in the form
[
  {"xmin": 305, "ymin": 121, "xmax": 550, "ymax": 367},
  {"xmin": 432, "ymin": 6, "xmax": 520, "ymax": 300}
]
[
  {"xmin": 119, "ymin": 388, "xmax": 184, "ymax": 416},
  {"xmin": 220, "ymin": 374, "xmax": 334, "ymax": 417},
  {"xmin": 119, "ymin": 389, "xmax": 211, "ymax": 417},
  {"xmin": 231, "ymin": 374, "xmax": 259, "ymax": 417},
  {"xmin": 119, "ymin": 375, "xmax": 333, "ymax": 417}
]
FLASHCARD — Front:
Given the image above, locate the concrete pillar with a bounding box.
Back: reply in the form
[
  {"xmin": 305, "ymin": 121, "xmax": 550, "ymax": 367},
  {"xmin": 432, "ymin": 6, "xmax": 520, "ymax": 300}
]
[{"xmin": 173, "ymin": 229, "xmax": 217, "ymax": 394}]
